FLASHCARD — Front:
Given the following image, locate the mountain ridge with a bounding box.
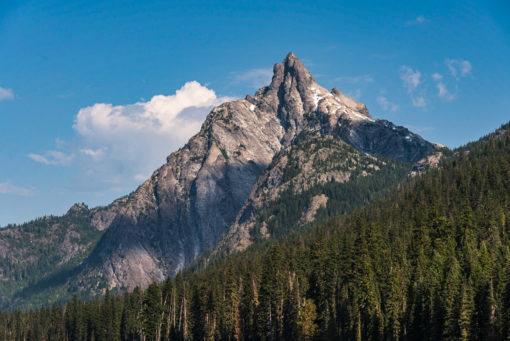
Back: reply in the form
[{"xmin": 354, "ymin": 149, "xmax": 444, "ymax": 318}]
[{"xmin": 0, "ymin": 53, "xmax": 440, "ymax": 309}]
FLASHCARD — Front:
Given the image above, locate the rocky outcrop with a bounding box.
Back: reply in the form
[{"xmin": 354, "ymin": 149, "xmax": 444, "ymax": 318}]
[
  {"xmin": 300, "ymin": 194, "xmax": 329, "ymax": 224},
  {"xmin": 410, "ymin": 149, "xmax": 445, "ymax": 176}
]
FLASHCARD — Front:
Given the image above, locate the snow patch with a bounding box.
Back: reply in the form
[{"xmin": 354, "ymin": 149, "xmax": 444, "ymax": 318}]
[
  {"xmin": 249, "ymin": 104, "xmax": 255, "ymax": 111},
  {"xmin": 335, "ymin": 106, "xmax": 374, "ymax": 123},
  {"xmin": 313, "ymin": 93, "xmax": 323, "ymax": 107},
  {"xmin": 310, "ymin": 87, "xmax": 324, "ymax": 108},
  {"xmin": 347, "ymin": 109, "xmax": 375, "ymax": 122}
]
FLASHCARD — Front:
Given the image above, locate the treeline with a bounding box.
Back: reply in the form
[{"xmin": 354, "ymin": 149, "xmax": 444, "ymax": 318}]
[{"xmin": 2, "ymin": 123, "xmax": 510, "ymax": 340}]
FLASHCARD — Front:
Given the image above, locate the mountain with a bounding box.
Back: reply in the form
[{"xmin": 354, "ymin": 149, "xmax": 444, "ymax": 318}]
[
  {"xmin": 2, "ymin": 120, "xmax": 508, "ymax": 340},
  {"xmin": 76, "ymin": 53, "xmax": 437, "ymax": 291},
  {"xmin": 0, "ymin": 53, "xmax": 438, "ymax": 309}
]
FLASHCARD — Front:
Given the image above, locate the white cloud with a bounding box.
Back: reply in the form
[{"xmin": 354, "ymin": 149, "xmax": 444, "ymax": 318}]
[
  {"xmin": 400, "ymin": 66, "xmax": 426, "ymax": 107},
  {"xmin": 28, "ymin": 81, "xmax": 233, "ymax": 193},
  {"xmin": 432, "ymin": 73, "xmax": 456, "ymax": 101},
  {"xmin": 437, "ymin": 83, "xmax": 448, "ymax": 96},
  {"xmin": 446, "ymin": 59, "xmax": 472, "ymax": 79},
  {"xmin": 400, "ymin": 66, "xmax": 421, "ymax": 92},
  {"xmin": 377, "ymin": 96, "xmax": 399, "ymax": 112},
  {"xmin": 28, "ymin": 150, "xmax": 74, "ymax": 166},
  {"xmin": 0, "ymin": 87, "xmax": 14, "ymax": 101},
  {"xmin": 0, "ymin": 182, "xmax": 34, "ymax": 196},
  {"xmin": 74, "ymin": 81, "xmax": 227, "ymax": 138},
  {"xmin": 411, "ymin": 96, "xmax": 426, "ymax": 107},
  {"xmin": 72, "ymin": 82, "xmax": 232, "ymax": 164},
  {"xmin": 406, "ymin": 16, "xmax": 427, "ymax": 26},
  {"xmin": 437, "ymin": 82, "xmax": 455, "ymax": 101},
  {"xmin": 460, "ymin": 61, "xmax": 472, "ymax": 76},
  {"xmin": 429, "ymin": 60, "xmax": 471, "ymax": 102},
  {"xmin": 432, "ymin": 73, "xmax": 442, "ymax": 81},
  {"xmin": 230, "ymin": 68, "xmax": 273, "ymax": 89},
  {"xmin": 81, "ymin": 148, "xmax": 105, "ymax": 160}
]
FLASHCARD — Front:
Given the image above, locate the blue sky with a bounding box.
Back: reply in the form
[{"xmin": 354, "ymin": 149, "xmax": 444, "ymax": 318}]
[{"xmin": 0, "ymin": 0, "xmax": 509, "ymax": 225}]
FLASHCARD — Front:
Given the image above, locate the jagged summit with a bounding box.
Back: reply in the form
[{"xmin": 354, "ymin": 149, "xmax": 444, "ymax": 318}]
[
  {"xmin": 331, "ymin": 86, "xmax": 371, "ymax": 117},
  {"xmin": 248, "ymin": 53, "xmax": 373, "ymax": 144},
  {"xmin": 283, "ymin": 51, "xmax": 299, "ymax": 63},
  {"xmin": 270, "ymin": 52, "xmax": 317, "ymax": 92},
  {"xmin": 66, "ymin": 202, "xmax": 89, "ymax": 215},
  {"xmin": 247, "ymin": 53, "xmax": 433, "ymax": 162}
]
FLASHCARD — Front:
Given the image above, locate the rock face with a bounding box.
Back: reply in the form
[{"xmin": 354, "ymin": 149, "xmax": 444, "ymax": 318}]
[
  {"xmin": 80, "ymin": 98, "xmax": 285, "ymax": 290},
  {"xmin": 0, "ymin": 53, "xmax": 440, "ymax": 302},
  {"xmin": 410, "ymin": 149, "xmax": 445, "ymax": 176}
]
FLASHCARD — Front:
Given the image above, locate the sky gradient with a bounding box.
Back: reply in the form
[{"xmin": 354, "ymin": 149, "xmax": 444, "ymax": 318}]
[{"xmin": 1, "ymin": 0, "xmax": 509, "ymax": 225}]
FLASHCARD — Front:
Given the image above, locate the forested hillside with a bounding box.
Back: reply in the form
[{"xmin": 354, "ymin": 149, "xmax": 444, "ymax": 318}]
[
  {"xmin": 1, "ymin": 122, "xmax": 509, "ymax": 340},
  {"xmin": 0, "ymin": 204, "xmax": 105, "ymax": 310},
  {"xmin": 215, "ymin": 132, "xmax": 413, "ymax": 255}
]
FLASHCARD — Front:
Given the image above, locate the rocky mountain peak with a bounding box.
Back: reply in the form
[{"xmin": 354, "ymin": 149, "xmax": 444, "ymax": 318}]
[
  {"xmin": 269, "ymin": 52, "xmax": 317, "ymax": 90},
  {"xmin": 331, "ymin": 86, "xmax": 342, "ymax": 97},
  {"xmin": 255, "ymin": 53, "xmax": 322, "ymax": 144},
  {"xmin": 331, "ymin": 86, "xmax": 371, "ymax": 117},
  {"xmin": 252, "ymin": 53, "xmax": 379, "ymax": 145},
  {"xmin": 66, "ymin": 203, "xmax": 89, "ymax": 215},
  {"xmin": 75, "ymin": 54, "xmax": 440, "ymax": 285},
  {"xmin": 250, "ymin": 53, "xmax": 436, "ymax": 160}
]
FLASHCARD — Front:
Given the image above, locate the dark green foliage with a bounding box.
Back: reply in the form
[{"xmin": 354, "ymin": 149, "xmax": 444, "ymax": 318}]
[
  {"xmin": 2, "ymin": 123, "xmax": 510, "ymax": 340},
  {"xmin": 249, "ymin": 135, "xmax": 411, "ymax": 243},
  {"xmin": 0, "ymin": 204, "xmax": 105, "ymax": 310}
]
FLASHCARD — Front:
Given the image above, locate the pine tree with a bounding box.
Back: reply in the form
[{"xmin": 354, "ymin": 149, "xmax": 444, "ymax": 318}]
[
  {"xmin": 297, "ymin": 299, "xmax": 318, "ymax": 341},
  {"xmin": 143, "ymin": 282, "xmax": 163, "ymax": 340}
]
